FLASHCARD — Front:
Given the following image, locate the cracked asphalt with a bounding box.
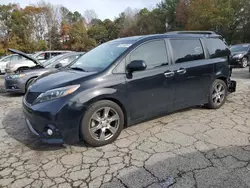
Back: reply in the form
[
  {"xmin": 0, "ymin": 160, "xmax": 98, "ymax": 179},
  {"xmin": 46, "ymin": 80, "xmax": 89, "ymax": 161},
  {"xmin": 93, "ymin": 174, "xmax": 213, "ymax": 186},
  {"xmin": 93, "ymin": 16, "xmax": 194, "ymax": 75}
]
[{"xmin": 1, "ymin": 68, "xmax": 250, "ymax": 188}]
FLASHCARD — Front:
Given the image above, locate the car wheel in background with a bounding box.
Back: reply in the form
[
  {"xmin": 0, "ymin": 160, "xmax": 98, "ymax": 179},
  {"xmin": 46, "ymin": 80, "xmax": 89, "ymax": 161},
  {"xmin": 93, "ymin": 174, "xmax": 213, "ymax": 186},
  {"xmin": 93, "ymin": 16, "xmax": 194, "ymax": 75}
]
[
  {"xmin": 207, "ymin": 79, "xmax": 227, "ymax": 109},
  {"xmin": 241, "ymin": 57, "xmax": 248, "ymax": 68},
  {"xmin": 25, "ymin": 78, "xmax": 36, "ymax": 92},
  {"xmin": 81, "ymin": 100, "xmax": 124, "ymax": 147}
]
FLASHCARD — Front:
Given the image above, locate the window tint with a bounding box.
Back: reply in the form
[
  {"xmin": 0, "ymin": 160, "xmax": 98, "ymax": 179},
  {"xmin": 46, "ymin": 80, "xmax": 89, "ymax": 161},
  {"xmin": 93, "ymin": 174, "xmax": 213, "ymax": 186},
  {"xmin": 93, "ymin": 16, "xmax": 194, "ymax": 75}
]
[
  {"xmin": 170, "ymin": 39, "xmax": 205, "ymax": 63},
  {"xmin": 205, "ymin": 38, "xmax": 230, "ymax": 58},
  {"xmin": 130, "ymin": 40, "xmax": 168, "ymax": 69}
]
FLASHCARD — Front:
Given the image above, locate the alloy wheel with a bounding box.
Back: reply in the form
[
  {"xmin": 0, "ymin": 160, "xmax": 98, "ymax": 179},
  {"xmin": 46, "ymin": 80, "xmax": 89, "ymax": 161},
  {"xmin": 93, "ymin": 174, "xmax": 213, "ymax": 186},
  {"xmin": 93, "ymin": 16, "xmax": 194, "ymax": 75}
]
[
  {"xmin": 212, "ymin": 83, "xmax": 226, "ymax": 106},
  {"xmin": 89, "ymin": 107, "xmax": 120, "ymax": 141},
  {"xmin": 242, "ymin": 58, "xmax": 248, "ymax": 68}
]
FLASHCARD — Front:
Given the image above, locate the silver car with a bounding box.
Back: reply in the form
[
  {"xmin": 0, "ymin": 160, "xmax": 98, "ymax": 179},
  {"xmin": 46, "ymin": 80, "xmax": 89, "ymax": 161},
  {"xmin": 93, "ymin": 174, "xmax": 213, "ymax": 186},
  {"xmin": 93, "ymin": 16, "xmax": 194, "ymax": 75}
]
[
  {"xmin": 5, "ymin": 49, "xmax": 71, "ymax": 73},
  {"xmin": 5, "ymin": 52, "xmax": 85, "ymax": 93}
]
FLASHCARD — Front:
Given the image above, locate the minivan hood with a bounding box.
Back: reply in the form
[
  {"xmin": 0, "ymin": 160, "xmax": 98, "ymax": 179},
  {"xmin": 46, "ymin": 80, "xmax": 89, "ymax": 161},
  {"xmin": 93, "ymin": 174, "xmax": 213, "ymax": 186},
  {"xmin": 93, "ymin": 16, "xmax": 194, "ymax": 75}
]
[
  {"xmin": 8, "ymin": 48, "xmax": 44, "ymax": 67},
  {"xmin": 29, "ymin": 69, "xmax": 96, "ymax": 92}
]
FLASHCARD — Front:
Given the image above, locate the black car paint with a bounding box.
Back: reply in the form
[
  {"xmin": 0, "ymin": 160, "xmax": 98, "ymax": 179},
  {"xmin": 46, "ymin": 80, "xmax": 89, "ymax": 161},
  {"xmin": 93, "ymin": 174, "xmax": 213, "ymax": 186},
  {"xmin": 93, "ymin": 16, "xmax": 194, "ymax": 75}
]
[{"xmin": 23, "ymin": 34, "xmax": 234, "ymax": 144}]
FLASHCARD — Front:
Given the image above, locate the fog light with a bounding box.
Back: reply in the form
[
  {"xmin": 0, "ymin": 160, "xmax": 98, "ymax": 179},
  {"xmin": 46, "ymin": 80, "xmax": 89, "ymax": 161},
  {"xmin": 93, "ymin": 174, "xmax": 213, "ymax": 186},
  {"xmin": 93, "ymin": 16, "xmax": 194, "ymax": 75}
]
[{"xmin": 47, "ymin": 129, "xmax": 53, "ymax": 136}]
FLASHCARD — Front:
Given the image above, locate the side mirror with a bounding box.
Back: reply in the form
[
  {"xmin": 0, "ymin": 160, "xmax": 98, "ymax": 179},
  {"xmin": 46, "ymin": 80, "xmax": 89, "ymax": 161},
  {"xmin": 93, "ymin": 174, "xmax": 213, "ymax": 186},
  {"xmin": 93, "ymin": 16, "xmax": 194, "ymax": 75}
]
[
  {"xmin": 55, "ymin": 63, "xmax": 63, "ymax": 68},
  {"xmin": 127, "ymin": 60, "xmax": 147, "ymax": 73}
]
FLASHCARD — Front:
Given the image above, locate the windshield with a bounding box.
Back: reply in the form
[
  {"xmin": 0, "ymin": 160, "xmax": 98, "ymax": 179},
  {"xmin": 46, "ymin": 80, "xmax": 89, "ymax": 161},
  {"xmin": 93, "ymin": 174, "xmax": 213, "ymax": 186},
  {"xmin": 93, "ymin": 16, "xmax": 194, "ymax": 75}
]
[
  {"xmin": 42, "ymin": 54, "xmax": 65, "ymax": 67},
  {"xmin": 70, "ymin": 41, "xmax": 134, "ymax": 72},
  {"xmin": 31, "ymin": 52, "xmax": 42, "ymax": 58},
  {"xmin": 230, "ymin": 45, "xmax": 249, "ymax": 52}
]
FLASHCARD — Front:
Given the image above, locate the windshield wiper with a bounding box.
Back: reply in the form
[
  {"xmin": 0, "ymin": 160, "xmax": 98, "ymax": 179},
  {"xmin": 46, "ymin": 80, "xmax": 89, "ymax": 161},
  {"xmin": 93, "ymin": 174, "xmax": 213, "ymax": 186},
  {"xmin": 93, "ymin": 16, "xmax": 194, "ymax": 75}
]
[{"xmin": 70, "ymin": 67, "xmax": 88, "ymax": 72}]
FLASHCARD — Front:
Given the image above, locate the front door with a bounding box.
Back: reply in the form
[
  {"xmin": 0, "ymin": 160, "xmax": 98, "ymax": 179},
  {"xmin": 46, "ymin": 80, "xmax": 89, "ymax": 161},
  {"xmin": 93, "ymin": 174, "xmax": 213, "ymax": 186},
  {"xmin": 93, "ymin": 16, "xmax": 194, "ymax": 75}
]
[
  {"xmin": 125, "ymin": 39, "xmax": 175, "ymax": 121},
  {"xmin": 168, "ymin": 38, "xmax": 214, "ymax": 109}
]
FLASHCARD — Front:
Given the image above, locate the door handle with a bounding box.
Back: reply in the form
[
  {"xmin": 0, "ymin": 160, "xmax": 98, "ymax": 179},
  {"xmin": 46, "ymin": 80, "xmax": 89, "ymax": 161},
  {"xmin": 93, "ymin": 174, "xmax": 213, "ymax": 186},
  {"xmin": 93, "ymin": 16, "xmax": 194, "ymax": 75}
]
[
  {"xmin": 164, "ymin": 71, "xmax": 175, "ymax": 77},
  {"xmin": 176, "ymin": 68, "xmax": 186, "ymax": 74}
]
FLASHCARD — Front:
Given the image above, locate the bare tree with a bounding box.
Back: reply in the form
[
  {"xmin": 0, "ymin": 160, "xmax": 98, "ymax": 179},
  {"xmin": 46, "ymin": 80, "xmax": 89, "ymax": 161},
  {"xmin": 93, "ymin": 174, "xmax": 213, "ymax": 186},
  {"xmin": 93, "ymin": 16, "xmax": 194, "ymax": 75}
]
[
  {"xmin": 84, "ymin": 9, "xmax": 98, "ymax": 24},
  {"xmin": 37, "ymin": 1, "xmax": 61, "ymax": 50}
]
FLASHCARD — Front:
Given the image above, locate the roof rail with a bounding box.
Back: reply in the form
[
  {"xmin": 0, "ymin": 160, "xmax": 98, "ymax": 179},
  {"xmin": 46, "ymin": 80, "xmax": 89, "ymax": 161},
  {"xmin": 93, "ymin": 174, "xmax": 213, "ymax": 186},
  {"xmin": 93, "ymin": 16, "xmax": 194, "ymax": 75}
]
[{"xmin": 166, "ymin": 31, "xmax": 217, "ymax": 35}]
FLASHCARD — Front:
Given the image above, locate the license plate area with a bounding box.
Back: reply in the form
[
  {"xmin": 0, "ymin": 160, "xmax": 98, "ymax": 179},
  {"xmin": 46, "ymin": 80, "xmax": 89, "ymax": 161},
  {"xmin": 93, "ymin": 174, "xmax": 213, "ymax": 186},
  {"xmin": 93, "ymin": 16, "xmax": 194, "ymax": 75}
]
[{"xmin": 228, "ymin": 80, "xmax": 236, "ymax": 93}]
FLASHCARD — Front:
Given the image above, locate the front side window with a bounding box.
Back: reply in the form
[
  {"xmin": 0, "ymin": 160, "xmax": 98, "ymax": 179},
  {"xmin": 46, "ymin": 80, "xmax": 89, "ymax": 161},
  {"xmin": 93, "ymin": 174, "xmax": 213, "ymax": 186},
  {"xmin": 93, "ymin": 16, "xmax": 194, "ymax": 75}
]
[
  {"xmin": 58, "ymin": 55, "xmax": 79, "ymax": 66},
  {"xmin": 43, "ymin": 54, "xmax": 65, "ymax": 67},
  {"xmin": 130, "ymin": 40, "xmax": 168, "ymax": 69},
  {"xmin": 170, "ymin": 39, "xmax": 205, "ymax": 63}
]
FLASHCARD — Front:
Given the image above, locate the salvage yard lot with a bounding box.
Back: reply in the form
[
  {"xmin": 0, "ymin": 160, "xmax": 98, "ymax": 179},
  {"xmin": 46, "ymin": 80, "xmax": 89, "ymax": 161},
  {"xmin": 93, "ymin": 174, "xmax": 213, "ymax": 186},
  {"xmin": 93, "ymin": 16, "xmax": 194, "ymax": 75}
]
[{"xmin": 0, "ymin": 68, "xmax": 250, "ymax": 188}]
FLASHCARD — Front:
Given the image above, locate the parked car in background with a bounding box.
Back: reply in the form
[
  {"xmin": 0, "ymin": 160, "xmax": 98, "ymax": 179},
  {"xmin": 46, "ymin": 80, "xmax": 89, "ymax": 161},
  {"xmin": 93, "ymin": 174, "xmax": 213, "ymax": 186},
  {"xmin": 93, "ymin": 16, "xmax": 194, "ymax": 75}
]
[
  {"xmin": 5, "ymin": 52, "xmax": 85, "ymax": 93},
  {"xmin": 23, "ymin": 31, "xmax": 236, "ymax": 146},
  {"xmin": 230, "ymin": 44, "xmax": 250, "ymax": 68},
  {"xmin": 0, "ymin": 54, "xmax": 25, "ymax": 74},
  {"xmin": 5, "ymin": 49, "xmax": 71, "ymax": 73},
  {"xmin": 31, "ymin": 50, "xmax": 72, "ymax": 63}
]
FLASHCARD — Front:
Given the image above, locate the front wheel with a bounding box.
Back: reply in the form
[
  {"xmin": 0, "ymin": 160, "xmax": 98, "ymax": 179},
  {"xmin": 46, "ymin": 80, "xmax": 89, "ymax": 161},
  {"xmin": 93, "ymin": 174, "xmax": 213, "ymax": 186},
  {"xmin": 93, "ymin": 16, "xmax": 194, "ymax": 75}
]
[
  {"xmin": 25, "ymin": 78, "xmax": 36, "ymax": 92},
  {"xmin": 241, "ymin": 57, "xmax": 248, "ymax": 68},
  {"xmin": 207, "ymin": 79, "xmax": 227, "ymax": 109},
  {"xmin": 80, "ymin": 100, "xmax": 124, "ymax": 147}
]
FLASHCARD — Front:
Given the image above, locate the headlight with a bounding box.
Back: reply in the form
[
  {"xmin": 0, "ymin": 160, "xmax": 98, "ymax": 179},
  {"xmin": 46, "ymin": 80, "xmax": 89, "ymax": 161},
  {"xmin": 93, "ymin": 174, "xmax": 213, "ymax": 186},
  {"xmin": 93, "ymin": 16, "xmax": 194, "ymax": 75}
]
[
  {"xmin": 33, "ymin": 85, "xmax": 80, "ymax": 104},
  {"xmin": 9, "ymin": 74, "xmax": 26, "ymax": 79},
  {"xmin": 233, "ymin": 54, "xmax": 243, "ymax": 58}
]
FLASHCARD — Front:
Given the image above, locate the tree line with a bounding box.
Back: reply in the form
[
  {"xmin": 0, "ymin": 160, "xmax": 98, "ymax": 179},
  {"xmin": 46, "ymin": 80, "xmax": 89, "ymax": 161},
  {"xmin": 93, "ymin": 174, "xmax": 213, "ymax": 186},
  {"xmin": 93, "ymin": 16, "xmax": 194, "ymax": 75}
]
[{"xmin": 0, "ymin": 0, "xmax": 250, "ymax": 55}]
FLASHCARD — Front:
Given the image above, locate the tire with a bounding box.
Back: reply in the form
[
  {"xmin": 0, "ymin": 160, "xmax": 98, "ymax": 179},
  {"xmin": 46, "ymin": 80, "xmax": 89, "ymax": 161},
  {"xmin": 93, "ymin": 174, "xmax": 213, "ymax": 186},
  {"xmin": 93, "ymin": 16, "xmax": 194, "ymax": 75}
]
[
  {"xmin": 241, "ymin": 57, "xmax": 248, "ymax": 68},
  {"xmin": 81, "ymin": 100, "xmax": 124, "ymax": 147},
  {"xmin": 207, "ymin": 79, "xmax": 227, "ymax": 109},
  {"xmin": 25, "ymin": 78, "xmax": 36, "ymax": 92}
]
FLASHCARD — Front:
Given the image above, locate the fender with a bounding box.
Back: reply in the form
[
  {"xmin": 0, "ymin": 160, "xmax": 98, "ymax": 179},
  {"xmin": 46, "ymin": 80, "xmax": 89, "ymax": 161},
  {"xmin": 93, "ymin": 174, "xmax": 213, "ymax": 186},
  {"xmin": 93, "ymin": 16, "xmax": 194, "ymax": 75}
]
[
  {"xmin": 214, "ymin": 60, "xmax": 230, "ymax": 80},
  {"xmin": 71, "ymin": 87, "xmax": 129, "ymax": 116}
]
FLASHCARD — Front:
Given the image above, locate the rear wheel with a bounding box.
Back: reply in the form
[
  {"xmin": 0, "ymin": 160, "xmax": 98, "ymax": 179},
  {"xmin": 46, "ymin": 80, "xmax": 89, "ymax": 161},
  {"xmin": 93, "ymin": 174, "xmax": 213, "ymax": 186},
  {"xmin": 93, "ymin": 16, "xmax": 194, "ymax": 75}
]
[
  {"xmin": 207, "ymin": 79, "xmax": 227, "ymax": 109},
  {"xmin": 80, "ymin": 100, "xmax": 124, "ymax": 147},
  {"xmin": 241, "ymin": 57, "xmax": 248, "ymax": 68}
]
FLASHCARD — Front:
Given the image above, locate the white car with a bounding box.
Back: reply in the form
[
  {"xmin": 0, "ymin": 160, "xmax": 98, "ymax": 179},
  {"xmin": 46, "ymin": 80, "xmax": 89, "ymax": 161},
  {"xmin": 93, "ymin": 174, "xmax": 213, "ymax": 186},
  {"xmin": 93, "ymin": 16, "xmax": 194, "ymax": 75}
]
[
  {"xmin": 5, "ymin": 49, "xmax": 72, "ymax": 73},
  {"xmin": 0, "ymin": 54, "xmax": 24, "ymax": 74}
]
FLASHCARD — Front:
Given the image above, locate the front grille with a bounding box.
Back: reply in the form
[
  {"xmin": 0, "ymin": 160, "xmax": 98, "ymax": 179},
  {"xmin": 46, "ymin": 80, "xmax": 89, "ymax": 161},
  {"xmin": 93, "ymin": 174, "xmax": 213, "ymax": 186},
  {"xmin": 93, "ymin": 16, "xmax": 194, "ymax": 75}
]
[{"xmin": 25, "ymin": 92, "xmax": 41, "ymax": 104}]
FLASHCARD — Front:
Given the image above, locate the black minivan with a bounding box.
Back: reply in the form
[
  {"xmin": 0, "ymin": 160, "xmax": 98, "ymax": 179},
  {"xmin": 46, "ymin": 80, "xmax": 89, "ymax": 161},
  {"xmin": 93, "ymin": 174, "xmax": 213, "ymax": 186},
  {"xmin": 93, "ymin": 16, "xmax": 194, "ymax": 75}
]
[{"xmin": 23, "ymin": 32, "xmax": 236, "ymax": 146}]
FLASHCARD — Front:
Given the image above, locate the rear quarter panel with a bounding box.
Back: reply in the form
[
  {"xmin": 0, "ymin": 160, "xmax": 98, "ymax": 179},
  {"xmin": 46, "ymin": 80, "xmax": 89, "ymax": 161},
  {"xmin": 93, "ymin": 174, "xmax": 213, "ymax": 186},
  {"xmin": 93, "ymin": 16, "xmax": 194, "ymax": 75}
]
[{"xmin": 213, "ymin": 57, "xmax": 230, "ymax": 80}]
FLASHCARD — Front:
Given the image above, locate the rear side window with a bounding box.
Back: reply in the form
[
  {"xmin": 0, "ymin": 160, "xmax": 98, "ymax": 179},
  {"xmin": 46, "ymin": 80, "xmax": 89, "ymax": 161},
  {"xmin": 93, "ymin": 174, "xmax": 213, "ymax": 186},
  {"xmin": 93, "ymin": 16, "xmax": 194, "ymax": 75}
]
[
  {"xmin": 204, "ymin": 38, "xmax": 230, "ymax": 58},
  {"xmin": 170, "ymin": 39, "xmax": 205, "ymax": 64},
  {"xmin": 130, "ymin": 40, "xmax": 168, "ymax": 69}
]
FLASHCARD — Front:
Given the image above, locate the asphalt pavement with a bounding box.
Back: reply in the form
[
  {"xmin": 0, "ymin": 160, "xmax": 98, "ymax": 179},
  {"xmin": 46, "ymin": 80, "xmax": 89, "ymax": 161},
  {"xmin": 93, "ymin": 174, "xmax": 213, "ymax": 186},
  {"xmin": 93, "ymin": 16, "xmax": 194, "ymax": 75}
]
[{"xmin": 0, "ymin": 68, "xmax": 250, "ymax": 188}]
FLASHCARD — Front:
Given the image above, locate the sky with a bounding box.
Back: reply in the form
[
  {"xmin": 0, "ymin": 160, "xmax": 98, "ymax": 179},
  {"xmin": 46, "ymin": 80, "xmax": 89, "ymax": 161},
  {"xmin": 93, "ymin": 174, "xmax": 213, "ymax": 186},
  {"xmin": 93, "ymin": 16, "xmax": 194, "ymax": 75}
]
[{"xmin": 1, "ymin": 0, "xmax": 162, "ymax": 20}]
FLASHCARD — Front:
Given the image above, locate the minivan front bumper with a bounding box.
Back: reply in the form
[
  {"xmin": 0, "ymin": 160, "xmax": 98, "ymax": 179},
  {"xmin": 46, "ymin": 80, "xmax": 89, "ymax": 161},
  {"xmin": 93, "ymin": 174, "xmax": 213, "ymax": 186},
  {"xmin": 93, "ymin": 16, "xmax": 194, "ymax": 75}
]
[{"xmin": 22, "ymin": 95, "xmax": 85, "ymax": 144}]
